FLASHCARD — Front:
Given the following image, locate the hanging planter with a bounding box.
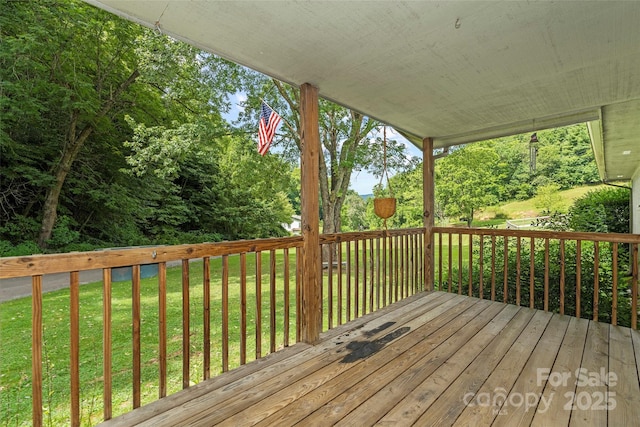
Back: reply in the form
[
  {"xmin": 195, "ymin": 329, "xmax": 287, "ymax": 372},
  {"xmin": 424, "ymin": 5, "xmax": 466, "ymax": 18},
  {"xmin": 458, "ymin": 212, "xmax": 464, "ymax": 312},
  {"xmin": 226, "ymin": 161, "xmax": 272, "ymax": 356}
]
[
  {"xmin": 374, "ymin": 126, "xmax": 396, "ymax": 225},
  {"xmin": 374, "ymin": 197, "xmax": 396, "ymax": 219}
]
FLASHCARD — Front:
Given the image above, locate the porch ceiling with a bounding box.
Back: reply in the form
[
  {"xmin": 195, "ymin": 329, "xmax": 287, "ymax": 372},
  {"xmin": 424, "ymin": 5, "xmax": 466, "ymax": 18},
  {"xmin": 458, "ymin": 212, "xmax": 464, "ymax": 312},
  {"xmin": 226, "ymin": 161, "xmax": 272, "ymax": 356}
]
[{"xmin": 85, "ymin": 1, "xmax": 640, "ymax": 180}]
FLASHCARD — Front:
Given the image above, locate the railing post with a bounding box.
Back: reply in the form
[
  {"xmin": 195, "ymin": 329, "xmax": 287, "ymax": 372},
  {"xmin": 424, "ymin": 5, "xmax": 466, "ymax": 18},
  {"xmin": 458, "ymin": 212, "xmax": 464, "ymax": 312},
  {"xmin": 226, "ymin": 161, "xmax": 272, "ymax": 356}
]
[
  {"xmin": 300, "ymin": 83, "xmax": 321, "ymax": 344},
  {"xmin": 423, "ymin": 137, "xmax": 435, "ymax": 291},
  {"xmin": 32, "ymin": 275, "xmax": 43, "ymax": 427}
]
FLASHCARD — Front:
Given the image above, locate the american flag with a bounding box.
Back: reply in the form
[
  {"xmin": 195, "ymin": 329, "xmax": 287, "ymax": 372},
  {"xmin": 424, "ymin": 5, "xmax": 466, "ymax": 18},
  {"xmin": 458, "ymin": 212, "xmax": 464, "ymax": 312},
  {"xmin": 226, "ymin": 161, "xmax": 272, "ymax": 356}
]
[{"xmin": 258, "ymin": 101, "xmax": 281, "ymax": 155}]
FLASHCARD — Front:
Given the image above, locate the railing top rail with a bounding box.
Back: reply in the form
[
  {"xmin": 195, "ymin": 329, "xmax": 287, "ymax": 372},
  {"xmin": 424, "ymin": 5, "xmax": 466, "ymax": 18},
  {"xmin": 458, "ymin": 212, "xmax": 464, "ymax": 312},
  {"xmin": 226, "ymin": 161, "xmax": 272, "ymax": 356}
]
[
  {"xmin": 433, "ymin": 226, "xmax": 640, "ymax": 244},
  {"xmin": 0, "ymin": 236, "xmax": 303, "ymax": 279},
  {"xmin": 319, "ymin": 228, "xmax": 424, "ymax": 244}
]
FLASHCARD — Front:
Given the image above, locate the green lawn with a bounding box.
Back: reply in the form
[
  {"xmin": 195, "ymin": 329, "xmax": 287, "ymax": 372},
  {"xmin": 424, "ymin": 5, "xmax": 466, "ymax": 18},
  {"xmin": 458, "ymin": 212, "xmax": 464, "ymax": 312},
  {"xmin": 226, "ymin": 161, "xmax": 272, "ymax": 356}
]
[
  {"xmin": 0, "ymin": 245, "xmax": 424, "ymax": 426},
  {"xmin": 2, "ymin": 180, "xmax": 615, "ymax": 425},
  {"xmin": 0, "ymin": 253, "xmax": 301, "ymax": 426},
  {"xmin": 480, "ymin": 184, "xmax": 607, "ymax": 220}
]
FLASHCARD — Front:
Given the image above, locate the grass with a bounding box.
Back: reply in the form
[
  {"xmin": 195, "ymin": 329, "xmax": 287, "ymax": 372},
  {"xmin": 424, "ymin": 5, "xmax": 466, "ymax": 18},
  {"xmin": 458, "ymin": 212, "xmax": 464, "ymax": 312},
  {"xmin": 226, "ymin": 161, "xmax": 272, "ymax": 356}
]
[
  {"xmin": 0, "ymin": 244, "xmax": 429, "ymax": 426},
  {"xmin": 479, "ymin": 183, "xmax": 607, "ymax": 220},
  {"xmin": 0, "ymin": 253, "xmax": 301, "ymax": 426},
  {"xmin": 0, "ymin": 184, "xmax": 624, "ymax": 424}
]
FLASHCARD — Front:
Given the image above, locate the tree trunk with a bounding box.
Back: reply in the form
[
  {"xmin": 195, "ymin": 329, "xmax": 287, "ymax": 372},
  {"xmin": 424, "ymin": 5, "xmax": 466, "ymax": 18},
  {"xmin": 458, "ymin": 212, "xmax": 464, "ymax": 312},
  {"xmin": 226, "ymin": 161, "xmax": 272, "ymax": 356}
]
[
  {"xmin": 37, "ymin": 69, "xmax": 140, "ymax": 248},
  {"xmin": 321, "ymin": 189, "xmax": 345, "ymax": 263},
  {"xmin": 271, "ymin": 79, "xmax": 375, "ymax": 262}
]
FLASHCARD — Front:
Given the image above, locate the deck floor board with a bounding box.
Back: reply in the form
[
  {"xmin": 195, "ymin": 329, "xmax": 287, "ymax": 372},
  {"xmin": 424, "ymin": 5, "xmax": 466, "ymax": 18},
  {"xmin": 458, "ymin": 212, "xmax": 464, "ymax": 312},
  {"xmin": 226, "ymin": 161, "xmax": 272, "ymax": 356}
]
[
  {"xmin": 530, "ymin": 316, "xmax": 589, "ymax": 427},
  {"xmin": 100, "ymin": 292, "xmax": 640, "ymax": 427},
  {"xmin": 255, "ymin": 295, "xmax": 478, "ymax": 426},
  {"xmin": 422, "ymin": 308, "xmax": 542, "ymax": 426}
]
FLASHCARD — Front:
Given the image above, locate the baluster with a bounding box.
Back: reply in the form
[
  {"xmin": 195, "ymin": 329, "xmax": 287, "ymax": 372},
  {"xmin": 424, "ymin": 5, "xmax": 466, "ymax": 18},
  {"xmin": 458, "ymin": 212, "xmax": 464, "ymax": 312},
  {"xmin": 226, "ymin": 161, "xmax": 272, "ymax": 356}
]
[
  {"xmin": 240, "ymin": 253, "xmax": 247, "ymax": 364},
  {"xmin": 347, "ymin": 241, "xmax": 352, "ymax": 319},
  {"xmin": 576, "ymin": 240, "xmax": 582, "ymax": 319},
  {"xmin": 593, "ymin": 241, "xmax": 599, "ymax": 321},
  {"xmin": 468, "ymin": 234, "xmax": 473, "ymax": 297},
  {"xmin": 503, "ymin": 237, "xmax": 508, "ymax": 303},
  {"xmin": 530, "ymin": 238, "xmax": 535, "ymax": 309},
  {"xmin": 479, "ymin": 235, "xmax": 484, "ymax": 299},
  {"xmin": 133, "ymin": 265, "xmax": 142, "ymax": 404},
  {"xmin": 270, "ymin": 250, "xmax": 276, "ymax": 353},
  {"xmin": 284, "ymin": 248, "xmax": 290, "ymax": 346},
  {"xmin": 516, "ymin": 237, "xmax": 521, "ymax": 306},
  {"xmin": 222, "ymin": 255, "xmax": 229, "ymax": 372},
  {"xmin": 491, "ymin": 236, "xmax": 496, "ymax": 301},
  {"xmin": 612, "ymin": 243, "xmax": 618, "ymax": 325},
  {"xmin": 70, "ymin": 271, "xmax": 80, "ymax": 426},
  {"xmin": 202, "ymin": 259, "xmax": 209, "ymax": 380},
  {"xmin": 32, "ymin": 275, "xmax": 43, "ymax": 427},
  {"xmin": 255, "ymin": 252, "xmax": 262, "ymax": 358},
  {"xmin": 559, "ymin": 240, "xmax": 565, "ymax": 315},
  {"xmin": 448, "ymin": 233, "xmax": 453, "ymax": 293},
  {"xmin": 102, "ymin": 269, "xmax": 112, "ymax": 419}
]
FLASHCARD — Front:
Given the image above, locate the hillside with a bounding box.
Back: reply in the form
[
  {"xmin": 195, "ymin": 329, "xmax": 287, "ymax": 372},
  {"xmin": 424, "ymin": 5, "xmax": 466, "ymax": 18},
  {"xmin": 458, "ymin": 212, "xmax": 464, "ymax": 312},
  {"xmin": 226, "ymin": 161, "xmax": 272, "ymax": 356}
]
[{"xmin": 478, "ymin": 184, "xmax": 607, "ymax": 221}]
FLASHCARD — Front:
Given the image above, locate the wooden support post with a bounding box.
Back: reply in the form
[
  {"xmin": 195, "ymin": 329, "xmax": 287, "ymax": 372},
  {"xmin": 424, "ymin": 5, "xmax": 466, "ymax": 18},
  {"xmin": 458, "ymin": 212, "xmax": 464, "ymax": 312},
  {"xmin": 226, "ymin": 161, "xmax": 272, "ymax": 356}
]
[
  {"xmin": 300, "ymin": 83, "xmax": 321, "ymax": 344},
  {"xmin": 423, "ymin": 137, "xmax": 435, "ymax": 291}
]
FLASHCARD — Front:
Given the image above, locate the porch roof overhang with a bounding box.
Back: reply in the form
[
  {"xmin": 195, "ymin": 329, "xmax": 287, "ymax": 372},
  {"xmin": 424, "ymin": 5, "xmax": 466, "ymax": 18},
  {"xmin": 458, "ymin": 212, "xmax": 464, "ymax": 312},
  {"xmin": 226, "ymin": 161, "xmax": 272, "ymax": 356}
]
[{"xmin": 85, "ymin": 1, "xmax": 640, "ymax": 180}]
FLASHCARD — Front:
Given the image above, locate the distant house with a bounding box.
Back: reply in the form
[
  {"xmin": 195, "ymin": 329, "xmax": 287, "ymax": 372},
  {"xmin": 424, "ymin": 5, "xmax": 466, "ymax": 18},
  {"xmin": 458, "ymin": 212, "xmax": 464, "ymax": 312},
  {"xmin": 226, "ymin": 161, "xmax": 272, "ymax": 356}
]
[{"xmin": 283, "ymin": 215, "xmax": 301, "ymax": 235}]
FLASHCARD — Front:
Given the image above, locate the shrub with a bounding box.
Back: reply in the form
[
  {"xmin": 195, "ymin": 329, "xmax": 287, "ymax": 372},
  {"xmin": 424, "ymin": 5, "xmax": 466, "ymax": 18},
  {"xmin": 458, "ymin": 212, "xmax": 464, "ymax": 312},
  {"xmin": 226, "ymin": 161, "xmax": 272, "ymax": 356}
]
[
  {"xmin": 568, "ymin": 187, "xmax": 630, "ymax": 233},
  {"xmin": 0, "ymin": 215, "xmax": 40, "ymax": 242},
  {"xmin": 45, "ymin": 215, "xmax": 80, "ymax": 248},
  {"xmin": 0, "ymin": 240, "xmax": 42, "ymax": 257},
  {"xmin": 442, "ymin": 236, "xmax": 633, "ymax": 327},
  {"xmin": 493, "ymin": 210, "xmax": 509, "ymax": 220}
]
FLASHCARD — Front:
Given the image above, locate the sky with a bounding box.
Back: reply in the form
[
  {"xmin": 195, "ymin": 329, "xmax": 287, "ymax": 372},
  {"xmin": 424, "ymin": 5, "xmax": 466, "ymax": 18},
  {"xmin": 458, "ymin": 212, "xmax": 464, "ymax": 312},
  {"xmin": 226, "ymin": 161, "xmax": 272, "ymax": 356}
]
[
  {"xmin": 226, "ymin": 93, "xmax": 423, "ymax": 195},
  {"xmin": 350, "ymin": 127, "xmax": 422, "ymax": 194}
]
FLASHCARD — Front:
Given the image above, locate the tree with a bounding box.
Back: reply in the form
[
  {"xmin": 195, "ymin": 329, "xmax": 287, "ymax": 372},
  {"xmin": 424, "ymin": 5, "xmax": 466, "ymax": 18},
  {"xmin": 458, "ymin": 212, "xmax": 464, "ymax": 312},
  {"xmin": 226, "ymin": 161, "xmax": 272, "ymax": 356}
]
[
  {"xmin": 534, "ymin": 183, "xmax": 563, "ymax": 214},
  {"xmin": 435, "ymin": 145, "xmax": 500, "ymax": 226},
  {"xmin": 341, "ymin": 191, "xmax": 368, "ymax": 231},
  {"xmin": 1, "ymin": 0, "xmax": 241, "ymax": 249},
  {"xmin": 1, "ymin": 1, "xmax": 145, "ymax": 247},
  {"xmin": 125, "ymin": 118, "xmax": 295, "ymax": 240},
  {"xmin": 484, "ymin": 136, "xmax": 532, "ymax": 201},
  {"xmin": 237, "ymin": 77, "xmax": 415, "ymax": 238}
]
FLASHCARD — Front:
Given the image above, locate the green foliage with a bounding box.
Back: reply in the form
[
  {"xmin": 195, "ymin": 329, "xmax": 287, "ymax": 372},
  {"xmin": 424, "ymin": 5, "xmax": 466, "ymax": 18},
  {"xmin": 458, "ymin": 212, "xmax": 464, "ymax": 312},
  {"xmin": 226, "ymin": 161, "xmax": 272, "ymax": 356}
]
[
  {"xmin": 0, "ymin": 240, "xmax": 42, "ymax": 257},
  {"xmin": 341, "ymin": 191, "xmax": 369, "ymax": 231},
  {"xmin": 377, "ymin": 124, "xmax": 600, "ymax": 228},
  {"xmin": 0, "ymin": 0, "xmax": 295, "ymax": 252},
  {"xmin": 568, "ymin": 187, "xmax": 630, "ymax": 233},
  {"xmin": 534, "ymin": 183, "xmax": 563, "ymax": 214},
  {"xmin": 45, "ymin": 215, "xmax": 80, "ymax": 248},
  {"xmin": 391, "ymin": 167, "xmax": 424, "ymax": 228},
  {"xmin": 533, "ymin": 125, "xmax": 600, "ymax": 188},
  {"xmin": 442, "ymin": 237, "xmax": 633, "ymax": 327},
  {"xmin": 436, "ymin": 145, "xmax": 500, "ymax": 226}
]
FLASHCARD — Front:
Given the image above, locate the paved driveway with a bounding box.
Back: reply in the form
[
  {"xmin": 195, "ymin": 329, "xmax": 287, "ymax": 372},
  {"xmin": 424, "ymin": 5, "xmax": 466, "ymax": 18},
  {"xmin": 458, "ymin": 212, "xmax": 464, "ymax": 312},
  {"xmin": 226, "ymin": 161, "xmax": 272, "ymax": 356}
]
[{"xmin": 0, "ymin": 260, "xmax": 193, "ymax": 303}]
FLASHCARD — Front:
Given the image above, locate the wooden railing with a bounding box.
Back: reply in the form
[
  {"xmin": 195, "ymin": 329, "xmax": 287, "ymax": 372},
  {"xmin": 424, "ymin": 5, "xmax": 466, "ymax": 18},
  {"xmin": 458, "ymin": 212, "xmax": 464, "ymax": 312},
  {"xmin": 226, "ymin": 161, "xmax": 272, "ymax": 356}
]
[
  {"xmin": 433, "ymin": 227, "xmax": 639, "ymax": 329},
  {"xmin": 0, "ymin": 238, "xmax": 302, "ymax": 426},
  {"xmin": 320, "ymin": 228, "xmax": 425, "ymax": 329},
  {"xmin": 4, "ymin": 226, "xmax": 637, "ymax": 425},
  {"xmin": 0, "ymin": 228, "xmax": 424, "ymax": 426}
]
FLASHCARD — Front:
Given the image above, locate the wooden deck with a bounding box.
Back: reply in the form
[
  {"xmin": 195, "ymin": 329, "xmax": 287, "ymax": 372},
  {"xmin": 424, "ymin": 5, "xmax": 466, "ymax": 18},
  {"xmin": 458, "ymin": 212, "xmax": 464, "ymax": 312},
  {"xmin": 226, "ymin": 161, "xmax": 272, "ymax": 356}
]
[{"xmin": 101, "ymin": 291, "xmax": 640, "ymax": 426}]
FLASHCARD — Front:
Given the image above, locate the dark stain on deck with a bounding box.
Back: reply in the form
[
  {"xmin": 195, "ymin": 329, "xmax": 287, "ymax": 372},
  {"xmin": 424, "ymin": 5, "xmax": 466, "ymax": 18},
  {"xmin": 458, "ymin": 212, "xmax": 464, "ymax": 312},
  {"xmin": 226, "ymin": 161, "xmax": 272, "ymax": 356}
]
[
  {"xmin": 364, "ymin": 321, "xmax": 396, "ymax": 337},
  {"xmin": 340, "ymin": 326, "xmax": 410, "ymax": 363}
]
